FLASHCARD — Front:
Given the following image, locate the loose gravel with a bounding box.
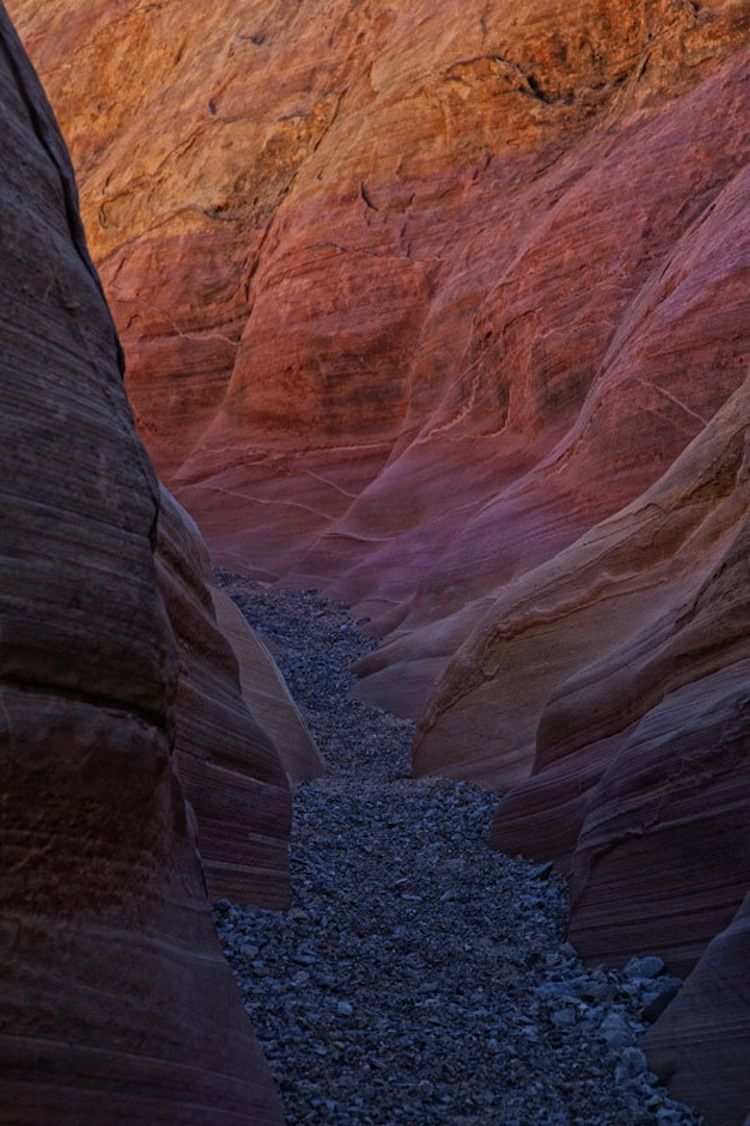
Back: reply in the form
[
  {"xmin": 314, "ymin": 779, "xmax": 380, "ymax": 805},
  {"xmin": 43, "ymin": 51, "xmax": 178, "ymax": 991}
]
[{"xmin": 214, "ymin": 572, "xmax": 702, "ymax": 1126}]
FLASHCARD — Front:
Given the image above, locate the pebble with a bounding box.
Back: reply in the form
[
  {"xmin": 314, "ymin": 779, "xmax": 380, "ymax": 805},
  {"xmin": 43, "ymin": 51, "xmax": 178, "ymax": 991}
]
[
  {"xmin": 626, "ymin": 956, "xmax": 666, "ymax": 980},
  {"xmin": 213, "ymin": 574, "xmax": 702, "ymax": 1126}
]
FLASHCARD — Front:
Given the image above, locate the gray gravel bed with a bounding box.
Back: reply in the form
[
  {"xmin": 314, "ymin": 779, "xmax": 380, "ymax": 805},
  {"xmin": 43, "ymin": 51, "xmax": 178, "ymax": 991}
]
[{"xmin": 214, "ymin": 574, "xmax": 701, "ymax": 1126}]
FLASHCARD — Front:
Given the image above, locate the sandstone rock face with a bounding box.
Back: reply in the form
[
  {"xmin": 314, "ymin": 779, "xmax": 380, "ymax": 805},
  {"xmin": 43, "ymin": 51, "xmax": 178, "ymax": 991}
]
[
  {"xmin": 156, "ymin": 488, "xmax": 294, "ymax": 906},
  {"xmin": 10, "ymin": 0, "xmax": 750, "ymax": 720},
  {"xmin": 646, "ymin": 895, "xmax": 750, "ymax": 1126},
  {"xmin": 212, "ymin": 580, "xmax": 326, "ymax": 786},
  {"xmin": 10, "ymin": 2, "xmax": 750, "ymax": 1117},
  {"xmin": 0, "ymin": 10, "xmax": 283, "ymax": 1121},
  {"xmin": 419, "ymin": 377, "xmax": 750, "ymax": 972}
]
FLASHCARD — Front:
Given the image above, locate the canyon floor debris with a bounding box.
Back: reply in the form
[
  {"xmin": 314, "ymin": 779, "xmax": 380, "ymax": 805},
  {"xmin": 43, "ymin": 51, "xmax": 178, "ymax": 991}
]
[{"xmin": 214, "ymin": 572, "xmax": 701, "ymax": 1126}]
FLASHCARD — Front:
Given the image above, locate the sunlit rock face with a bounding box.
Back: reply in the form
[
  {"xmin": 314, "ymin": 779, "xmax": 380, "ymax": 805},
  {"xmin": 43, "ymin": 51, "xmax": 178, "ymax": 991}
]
[
  {"xmin": 11, "ymin": 0, "xmax": 750, "ymax": 719},
  {"xmin": 0, "ymin": 10, "xmax": 285, "ymax": 1120}
]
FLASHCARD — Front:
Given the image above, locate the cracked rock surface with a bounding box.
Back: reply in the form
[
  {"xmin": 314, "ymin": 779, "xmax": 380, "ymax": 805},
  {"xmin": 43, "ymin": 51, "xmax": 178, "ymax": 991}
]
[{"xmin": 215, "ymin": 574, "xmax": 701, "ymax": 1125}]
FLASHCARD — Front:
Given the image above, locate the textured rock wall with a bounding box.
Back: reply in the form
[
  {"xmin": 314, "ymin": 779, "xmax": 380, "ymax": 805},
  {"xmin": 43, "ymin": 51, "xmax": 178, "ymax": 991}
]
[
  {"xmin": 646, "ymin": 895, "xmax": 750, "ymax": 1126},
  {"xmin": 212, "ymin": 582, "xmax": 326, "ymax": 786},
  {"xmin": 0, "ymin": 8, "xmax": 283, "ymax": 1120},
  {"xmin": 9, "ymin": 2, "xmax": 750, "ymax": 1118},
  {"xmin": 416, "ymin": 375, "xmax": 750, "ymax": 1121},
  {"xmin": 155, "ymin": 487, "xmax": 294, "ymax": 906},
  {"xmin": 10, "ymin": 0, "xmax": 750, "ymax": 719}
]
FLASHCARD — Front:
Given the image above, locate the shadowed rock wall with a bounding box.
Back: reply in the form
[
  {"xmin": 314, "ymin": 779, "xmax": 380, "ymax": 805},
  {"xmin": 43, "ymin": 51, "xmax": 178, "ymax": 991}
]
[{"xmin": 0, "ymin": 7, "xmax": 284, "ymax": 1120}]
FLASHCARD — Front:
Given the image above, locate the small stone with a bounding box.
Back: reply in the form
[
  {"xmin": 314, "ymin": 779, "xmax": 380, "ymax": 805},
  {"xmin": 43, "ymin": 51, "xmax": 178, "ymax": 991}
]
[
  {"xmin": 642, "ymin": 979, "xmax": 682, "ymax": 1022},
  {"xmin": 551, "ymin": 1008, "xmax": 577, "ymax": 1026},
  {"xmin": 599, "ymin": 1011, "xmax": 636, "ymax": 1050},
  {"xmin": 336, "ymin": 1001, "xmax": 354, "ymax": 1016},
  {"xmin": 616, "ymin": 1047, "xmax": 648, "ymax": 1084},
  {"xmin": 625, "ymin": 955, "xmax": 665, "ymax": 980},
  {"xmin": 529, "ymin": 861, "xmax": 555, "ymax": 880}
]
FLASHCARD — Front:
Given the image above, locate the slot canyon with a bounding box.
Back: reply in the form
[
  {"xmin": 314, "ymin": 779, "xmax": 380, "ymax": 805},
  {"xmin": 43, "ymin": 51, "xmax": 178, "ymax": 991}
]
[{"xmin": 1, "ymin": 0, "xmax": 749, "ymax": 1123}]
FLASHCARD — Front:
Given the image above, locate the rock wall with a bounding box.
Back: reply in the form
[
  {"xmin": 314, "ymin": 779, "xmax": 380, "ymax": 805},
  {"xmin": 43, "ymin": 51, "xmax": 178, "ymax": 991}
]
[
  {"xmin": 10, "ymin": 0, "xmax": 750, "ymax": 720},
  {"xmin": 9, "ymin": 1, "xmax": 750, "ymax": 1119},
  {"xmin": 416, "ymin": 374, "xmax": 750, "ymax": 1120},
  {"xmin": 0, "ymin": 8, "xmax": 284, "ymax": 1120},
  {"xmin": 212, "ymin": 580, "xmax": 326, "ymax": 786},
  {"xmin": 647, "ymin": 895, "xmax": 750, "ymax": 1126}
]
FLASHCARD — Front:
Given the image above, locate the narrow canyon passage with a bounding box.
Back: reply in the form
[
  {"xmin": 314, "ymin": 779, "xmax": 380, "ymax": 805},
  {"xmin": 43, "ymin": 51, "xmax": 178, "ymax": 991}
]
[{"xmin": 214, "ymin": 575, "xmax": 700, "ymax": 1126}]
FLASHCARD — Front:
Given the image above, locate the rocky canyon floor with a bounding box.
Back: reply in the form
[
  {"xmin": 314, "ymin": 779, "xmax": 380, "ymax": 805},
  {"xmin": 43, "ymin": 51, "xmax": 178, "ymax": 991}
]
[{"xmin": 214, "ymin": 573, "xmax": 702, "ymax": 1126}]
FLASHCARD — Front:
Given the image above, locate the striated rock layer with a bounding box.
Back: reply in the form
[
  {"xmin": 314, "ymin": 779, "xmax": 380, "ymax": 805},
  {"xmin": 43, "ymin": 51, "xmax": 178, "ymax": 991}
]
[
  {"xmin": 647, "ymin": 894, "xmax": 750, "ymax": 1126},
  {"xmin": 0, "ymin": 9, "xmax": 285, "ymax": 1121},
  {"xmin": 10, "ymin": 2, "xmax": 750, "ymax": 1119},
  {"xmin": 10, "ymin": 0, "xmax": 750, "ymax": 718}
]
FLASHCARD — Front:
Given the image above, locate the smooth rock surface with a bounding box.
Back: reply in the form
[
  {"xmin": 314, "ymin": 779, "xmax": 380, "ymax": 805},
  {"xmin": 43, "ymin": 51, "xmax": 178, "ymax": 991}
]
[
  {"xmin": 647, "ymin": 894, "xmax": 750, "ymax": 1126},
  {"xmin": 415, "ymin": 378, "xmax": 750, "ymax": 970},
  {"xmin": 10, "ymin": 2, "xmax": 750, "ymax": 1118},
  {"xmin": 213, "ymin": 574, "xmax": 325, "ymax": 786},
  {"xmin": 0, "ymin": 11, "xmax": 283, "ymax": 1121},
  {"xmin": 156, "ymin": 488, "xmax": 293, "ymax": 906}
]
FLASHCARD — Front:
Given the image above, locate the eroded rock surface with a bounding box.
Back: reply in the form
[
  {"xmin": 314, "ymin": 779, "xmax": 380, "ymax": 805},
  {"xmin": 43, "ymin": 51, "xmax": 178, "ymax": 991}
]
[
  {"xmin": 156, "ymin": 487, "xmax": 295, "ymax": 906},
  {"xmin": 10, "ymin": 0, "xmax": 750, "ymax": 719},
  {"xmin": 416, "ymin": 378, "xmax": 750, "ymax": 965},
  {"xmin": 10, "ymin": 2, "xmax": 750, "ymax": 1120},
  {"xmin": 647, "ymin": 895, "xmax": 750, "ymax": 1126},
  {"xmin": 0, "ymin": 10, "xmax": 284, "ymax": 1121}
]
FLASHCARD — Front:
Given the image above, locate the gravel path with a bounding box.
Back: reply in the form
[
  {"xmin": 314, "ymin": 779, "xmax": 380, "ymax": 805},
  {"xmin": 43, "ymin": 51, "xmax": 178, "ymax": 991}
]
[{"xmin": 214, "ymin": 573, "xmax": 702, "ymax": 1126}]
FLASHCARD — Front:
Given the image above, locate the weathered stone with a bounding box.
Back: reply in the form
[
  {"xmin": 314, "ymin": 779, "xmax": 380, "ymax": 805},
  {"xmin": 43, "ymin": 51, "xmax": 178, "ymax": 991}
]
[
  {"xmin": 647, "ymin": 895, "xmax": 750, "ymax": 1126},
  {"xmin": 0, "ymin": 9, "xmax": 283, "ymax": 1120},
  {"xmin": 10, "ymin": 0, "xmax": 750, "ymax": 726}
]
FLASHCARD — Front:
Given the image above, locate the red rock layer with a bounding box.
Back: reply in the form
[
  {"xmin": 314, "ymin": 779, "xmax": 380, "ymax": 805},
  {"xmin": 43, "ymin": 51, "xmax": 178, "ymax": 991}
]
[
  {"xmin": 10, "ymin": 5, "xmax": 750, "ymax": 1117},
  {"xmin": 415, "ymin": 372, "xmax": 750, "ymax": 966},
  {"xmin": 0, "ymin": 11, "xmax": 283, "ymax": 1121},
  {"xmin": 646, "ymin": 895, "xmax": 750, "ymax": 1126},
  {"xmin": 10, "ymin": 0, "xmax": 750, "ymax": 721}
]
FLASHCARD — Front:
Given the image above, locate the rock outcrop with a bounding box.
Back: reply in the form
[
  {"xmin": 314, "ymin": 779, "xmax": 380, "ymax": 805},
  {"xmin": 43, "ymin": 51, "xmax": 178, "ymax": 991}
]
[
  {"xmin": 479, "ymin": 377, "xmax": 750, "ymax": 969},
  {"xmin": 646, "ymin": 895, "xmax": 750, "ymax": 1126},
  {"xmin": 0, "ymin": 9, "xmax": 284, "ymax": 1120},
  {"xmin": 212, "ymin": 579, "xmax": 326, "ymax": 786},
  {"xmin": 155, "ymin": 487, "xmax": 294, "ymax": 906}
]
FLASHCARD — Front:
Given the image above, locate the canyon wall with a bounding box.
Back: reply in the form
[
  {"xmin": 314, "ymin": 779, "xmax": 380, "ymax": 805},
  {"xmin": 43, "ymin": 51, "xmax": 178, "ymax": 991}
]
[
  {"xmin": 0, "ymin": 8, "xmax": 286, "ymax": 1119},
  {"xmin": 11, "ymin": 0, "xmax": 750, "ymax": 719},
  {"xmin": 9, "ymin": 1, "xmax": 750, "ymax": 1119}
]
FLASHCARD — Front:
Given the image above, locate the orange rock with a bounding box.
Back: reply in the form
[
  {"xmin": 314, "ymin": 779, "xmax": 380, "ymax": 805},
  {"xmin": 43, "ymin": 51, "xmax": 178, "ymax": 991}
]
[
  {"xmin": 10, "ymin": 2, "xmax": 750, "ymax": 1115},
  {"xmin": 0, "ymin": 10, "xmax": 283, "ymax": 1120},
  {"xmin": 10, "ymin": 1, "xmax": 750, "ymax": 719}
]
